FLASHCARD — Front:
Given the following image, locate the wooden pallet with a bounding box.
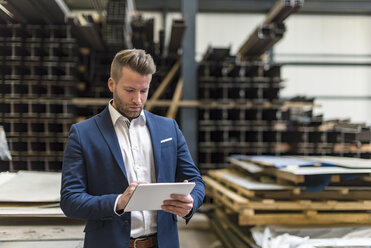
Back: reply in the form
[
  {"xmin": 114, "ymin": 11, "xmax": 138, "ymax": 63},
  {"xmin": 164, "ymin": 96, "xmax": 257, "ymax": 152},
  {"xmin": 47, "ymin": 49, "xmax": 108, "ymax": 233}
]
[
  {"xmin": 205, "ymin": 173, "xmax": 371, "ymax": 225},
  {"xmin": 208, "ymin": 168, "xmax": 371, "ymax": 200},
  {"xmin": 211, "ymin": 208, "xmax": 259, "ymax": 248},
  {"xmin": 239, "ymin": 211, "xmax": 371, "ymax": 226},
  {"xmin": 230, "ymin": 157, "xmax": 371, "ymax": 186}
]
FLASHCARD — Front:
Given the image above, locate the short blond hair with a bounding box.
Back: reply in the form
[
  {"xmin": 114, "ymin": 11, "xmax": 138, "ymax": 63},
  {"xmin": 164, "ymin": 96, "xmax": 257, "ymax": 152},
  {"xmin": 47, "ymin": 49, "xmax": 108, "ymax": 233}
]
[{"xmin": 110, "ymin": 49, "xmax": 156, "ymax": 82}]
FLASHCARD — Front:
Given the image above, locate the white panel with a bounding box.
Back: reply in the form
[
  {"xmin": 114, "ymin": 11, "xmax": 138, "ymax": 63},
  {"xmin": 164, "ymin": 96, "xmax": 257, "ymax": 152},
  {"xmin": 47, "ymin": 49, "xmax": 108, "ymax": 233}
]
[
  {"xmin": 313, "ymin": 99, "xmax": 371, "ymax": 125},
  {"xmin": 275, "ymin": 15, "xmax": 371, "ymax": 54},
  {"xmin": 274, "ymin": 14, "xmax": 371, "ymax": 124},
  {"xmin": 280, "ymin": 66, "xmax": 371, "ymax": 97},
  {"xmin": 196, "ymin": 13, "xmax": 264, "ymax": 59}
]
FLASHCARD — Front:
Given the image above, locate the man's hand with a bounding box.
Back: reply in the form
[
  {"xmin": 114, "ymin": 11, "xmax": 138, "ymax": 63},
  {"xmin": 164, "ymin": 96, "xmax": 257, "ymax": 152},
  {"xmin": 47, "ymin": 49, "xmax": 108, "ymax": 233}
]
[
  {"xmin": 116, "ymin": 182, "xmax": 146, "ymax": 212},
  {"xmin": 161, "ymin": 180, "xmax": 194, "ymax": 218}
]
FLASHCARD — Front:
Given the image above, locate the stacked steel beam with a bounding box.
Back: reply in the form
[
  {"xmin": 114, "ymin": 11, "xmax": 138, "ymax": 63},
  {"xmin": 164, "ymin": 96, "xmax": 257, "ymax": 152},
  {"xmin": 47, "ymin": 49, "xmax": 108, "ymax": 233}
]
[
  {"xmin": 0, "ymin": 24, "xmax": 78, "ymax": 171},
  {"xmin": 198, "ymin": 0, "xmax": 305, "ymax": 173},
  {"xmin": 198, "ymin": 47, "xmax": 284, "ymax": 173},
  {"xmin": 168, "ymin": 19, "xmax": 186, "ymax": 56},
  {"xmin": 238, "ymin": 0, "xmax": 303, "ymax": 60},
  {"xmin": 102, "ymin": 0, "xmax": 133, "ymax": 50},
  {"xmin": 238, "ymin": 23, "xmax": 286, "ymax": 59},
  {"xmin": 0, "ymin": 0, "xmax": 69, "ymax": 25},
  {"xmin": 198, "ymin": 47, "xmax": 371, "ymax": 173},
  {"xmin": 197, "ymin": 0, "xmax": 371, "ymax": 173}
]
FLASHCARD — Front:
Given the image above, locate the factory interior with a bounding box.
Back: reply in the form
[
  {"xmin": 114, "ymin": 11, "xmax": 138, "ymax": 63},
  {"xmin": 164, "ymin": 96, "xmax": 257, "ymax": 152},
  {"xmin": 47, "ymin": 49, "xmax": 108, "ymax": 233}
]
[{"xmin": 1, "ymin": 0, "xmax": 371, "ymax": 247}]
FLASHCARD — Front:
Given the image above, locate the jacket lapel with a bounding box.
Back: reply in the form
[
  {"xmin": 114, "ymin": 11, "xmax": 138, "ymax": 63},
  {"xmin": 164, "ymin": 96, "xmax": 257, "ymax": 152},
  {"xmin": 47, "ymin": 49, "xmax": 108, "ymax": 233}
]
[
  {"xmin": 95, "ymin": 107, "xmax": 128, "ymax": 181},
  {"xmin": 144, "ymin": 111, "xmax": 161, "ymax": 181}
]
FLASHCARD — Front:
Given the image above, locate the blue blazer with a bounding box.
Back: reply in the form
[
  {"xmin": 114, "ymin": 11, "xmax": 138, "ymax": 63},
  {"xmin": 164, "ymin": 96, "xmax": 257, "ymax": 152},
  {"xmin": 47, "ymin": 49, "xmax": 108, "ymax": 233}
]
[{"xmin": 60, "ymin": 107, "xmax": 205, "ymax": 248}]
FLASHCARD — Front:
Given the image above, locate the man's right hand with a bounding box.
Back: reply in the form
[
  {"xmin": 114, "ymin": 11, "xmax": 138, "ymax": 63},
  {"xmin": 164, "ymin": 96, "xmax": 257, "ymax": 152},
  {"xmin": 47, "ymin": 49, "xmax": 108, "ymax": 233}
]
[{"xmin": 116, "ymin": 182, "xmax": 147, "ymax": 212}]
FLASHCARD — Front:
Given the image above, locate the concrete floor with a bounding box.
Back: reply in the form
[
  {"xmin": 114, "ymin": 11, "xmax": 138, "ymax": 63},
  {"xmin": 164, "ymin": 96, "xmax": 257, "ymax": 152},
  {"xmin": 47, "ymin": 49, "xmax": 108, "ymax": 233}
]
[
  {"xmin": 178, "ymin": 212, "xmax": 222, "ymax": 248},
  {"xmin": 0, "ymin": 212, "xmax": 222, "ymax": 248}
]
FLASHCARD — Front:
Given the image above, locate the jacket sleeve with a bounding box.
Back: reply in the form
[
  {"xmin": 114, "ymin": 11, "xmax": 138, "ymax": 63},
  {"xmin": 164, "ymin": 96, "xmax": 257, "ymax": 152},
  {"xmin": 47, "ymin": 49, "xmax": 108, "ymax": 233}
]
[
  {"xmin": 60, "ymin": 124, "xmax": 119, "ymax": 220},
  {"xmin": 173, "ymin": 120, "xmax": 205, "ymax": 221}
]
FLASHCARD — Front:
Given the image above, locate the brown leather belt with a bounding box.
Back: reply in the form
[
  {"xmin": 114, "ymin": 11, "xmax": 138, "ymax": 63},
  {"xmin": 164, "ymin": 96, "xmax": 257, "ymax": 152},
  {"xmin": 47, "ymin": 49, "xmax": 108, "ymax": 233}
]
[{"xmin": 129, "ymin": 233, "xmax": 157, "ymax": 248}]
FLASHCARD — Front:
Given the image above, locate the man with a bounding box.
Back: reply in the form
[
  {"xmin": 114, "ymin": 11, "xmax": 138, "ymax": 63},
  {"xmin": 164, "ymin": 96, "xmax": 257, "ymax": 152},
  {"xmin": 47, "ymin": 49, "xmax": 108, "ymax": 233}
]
[{"xmin": 60, "ymin": 49, "xmax": 205, "ymax": 248}]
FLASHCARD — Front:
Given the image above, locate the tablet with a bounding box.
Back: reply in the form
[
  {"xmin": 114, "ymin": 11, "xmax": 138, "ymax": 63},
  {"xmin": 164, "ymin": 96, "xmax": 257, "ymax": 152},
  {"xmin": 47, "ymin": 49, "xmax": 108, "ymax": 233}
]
[{"xmin": 124, "ymin": 182, "xmax": 196, "ymax": 212}]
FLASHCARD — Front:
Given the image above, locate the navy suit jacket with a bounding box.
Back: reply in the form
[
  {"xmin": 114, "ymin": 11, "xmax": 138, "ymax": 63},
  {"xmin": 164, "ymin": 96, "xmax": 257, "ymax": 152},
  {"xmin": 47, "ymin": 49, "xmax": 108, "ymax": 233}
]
[{"xmin": 60, "ymin": 107, "xmax": 205, "ymax": 248}]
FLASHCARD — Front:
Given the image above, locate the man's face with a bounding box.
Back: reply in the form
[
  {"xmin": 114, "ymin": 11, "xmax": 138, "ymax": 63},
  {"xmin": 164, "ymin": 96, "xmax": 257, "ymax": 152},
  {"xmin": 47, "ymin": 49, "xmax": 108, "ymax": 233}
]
[{"xmin": 108, "ymin": 67, "xmax": 151, "ymax": 121}]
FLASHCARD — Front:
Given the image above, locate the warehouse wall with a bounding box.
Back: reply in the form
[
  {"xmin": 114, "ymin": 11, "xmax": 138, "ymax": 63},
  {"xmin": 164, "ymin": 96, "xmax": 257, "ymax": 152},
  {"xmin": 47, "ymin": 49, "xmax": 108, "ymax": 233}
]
[
  {"xmin": 275, "ymin": 15, "xmax": 371, "ymax": 124},
  {"xmin": 142, "ymin": 11, "xmax": 371, "ymax": 124}
]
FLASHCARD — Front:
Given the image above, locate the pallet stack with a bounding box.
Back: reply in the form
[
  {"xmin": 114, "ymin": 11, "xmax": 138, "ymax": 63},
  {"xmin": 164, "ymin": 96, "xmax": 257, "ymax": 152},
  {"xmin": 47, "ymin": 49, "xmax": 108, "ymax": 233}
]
[
  {"xmin": 0, "ymin": 24, "xmax": 79, "ymax": 171},
  {"xmin": 205, "ymin": 156, "xmax": 371, "ymax": 247}
]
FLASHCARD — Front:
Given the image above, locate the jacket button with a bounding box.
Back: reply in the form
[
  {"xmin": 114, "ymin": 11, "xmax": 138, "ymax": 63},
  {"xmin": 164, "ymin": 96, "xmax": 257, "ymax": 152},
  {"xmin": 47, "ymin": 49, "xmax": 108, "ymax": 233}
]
[{"xmin": 123, "ymin": 220, "xmax": 129, "ymax": 225}]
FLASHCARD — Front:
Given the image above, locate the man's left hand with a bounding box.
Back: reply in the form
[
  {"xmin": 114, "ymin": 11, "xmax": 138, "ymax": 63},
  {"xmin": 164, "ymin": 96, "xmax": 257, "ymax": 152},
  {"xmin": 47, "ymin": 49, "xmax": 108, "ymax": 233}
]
[{"xmin": 161, "ymin": 180, "xmax": 194, "ymax": 218}]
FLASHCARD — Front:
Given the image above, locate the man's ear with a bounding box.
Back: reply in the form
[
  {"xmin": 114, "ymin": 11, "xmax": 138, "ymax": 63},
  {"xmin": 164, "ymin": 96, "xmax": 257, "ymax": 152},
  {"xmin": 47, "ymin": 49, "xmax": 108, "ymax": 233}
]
[{"xmin": 108, "ymin": 77, "xmax": 115, "ymax": 93}]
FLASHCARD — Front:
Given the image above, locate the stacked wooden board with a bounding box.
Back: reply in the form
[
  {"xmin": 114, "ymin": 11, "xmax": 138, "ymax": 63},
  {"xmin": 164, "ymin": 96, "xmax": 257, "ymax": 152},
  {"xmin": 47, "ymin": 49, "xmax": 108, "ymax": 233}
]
[
  {"xmin": 0, "ymin": 171, "xmax": 85, "ymax": 247},
  {"xmin": 205, "ymin": 155, "xmax": 371, "ymax": 246},
  {"xmin": 0, "ymin": 170, "xmax": 65, "ymax": 218}
]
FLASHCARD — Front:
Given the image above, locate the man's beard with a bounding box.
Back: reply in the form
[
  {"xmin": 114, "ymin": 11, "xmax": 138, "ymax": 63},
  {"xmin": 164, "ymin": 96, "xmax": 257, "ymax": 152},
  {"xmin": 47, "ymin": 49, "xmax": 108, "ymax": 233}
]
[{"xmin": 113, "ymin": 93, "xmax": 142, "ymax": 120}]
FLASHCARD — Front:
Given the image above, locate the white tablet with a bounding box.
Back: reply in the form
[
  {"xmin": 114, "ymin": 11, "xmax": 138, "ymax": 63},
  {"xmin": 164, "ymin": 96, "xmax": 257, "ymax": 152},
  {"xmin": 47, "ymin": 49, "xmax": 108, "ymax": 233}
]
[{"xmin": 124, "ymin": 182, "xmax": 196, "ymax": 212}]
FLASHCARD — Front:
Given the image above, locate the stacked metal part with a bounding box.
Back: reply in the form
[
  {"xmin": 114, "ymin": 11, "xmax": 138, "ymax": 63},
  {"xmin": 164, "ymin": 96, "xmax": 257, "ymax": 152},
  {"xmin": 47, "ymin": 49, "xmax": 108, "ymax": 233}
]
[
  {"xmin": 0, "ymin": 23, "xmax": 78, "ymax": 171},
  {"xmin": 131, "ymin": 15, "xmax": 155, "ymax": 56},
  {"xmin": 197, "ymin": 47, "xmax": 284, "ymax": 173},
  {"xmin": 167, "ymin": 19, "xmax": 186, "ymax": 56},
  {"xmin": 238, "ymin": 0, "xmax": 303, "ymax": 60},
  {"xmin": 198, "ymin": 47, "xmax": 371, "ymax": 171},
  {"xmin": 102, "ymin": 0, "xmax": 134, "ymax": 50},
  {"xmin": 0, "ymin": 0, "xmax": 69, "ymax": 25},
  {"xmin": 68, "ymin": 15, "xmax": 105, "ymax": 52},
  {"xmin": 238, "ymin": 23, "xmax": 286, "ymax": 59}
]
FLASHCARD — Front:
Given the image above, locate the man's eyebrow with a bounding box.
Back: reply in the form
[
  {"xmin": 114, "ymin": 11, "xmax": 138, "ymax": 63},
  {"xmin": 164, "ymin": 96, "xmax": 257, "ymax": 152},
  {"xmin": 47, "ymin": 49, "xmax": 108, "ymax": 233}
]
[{"xmin": 123, "ymin": 86, "xmax": 149, "ymax": 90}]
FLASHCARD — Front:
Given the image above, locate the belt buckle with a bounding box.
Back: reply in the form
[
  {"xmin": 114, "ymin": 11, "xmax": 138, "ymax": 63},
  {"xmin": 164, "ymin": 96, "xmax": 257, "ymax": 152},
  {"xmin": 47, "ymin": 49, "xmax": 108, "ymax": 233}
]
[{"xmin": 134, "ymin": 236, "xmax": 147, "ymax": 248}]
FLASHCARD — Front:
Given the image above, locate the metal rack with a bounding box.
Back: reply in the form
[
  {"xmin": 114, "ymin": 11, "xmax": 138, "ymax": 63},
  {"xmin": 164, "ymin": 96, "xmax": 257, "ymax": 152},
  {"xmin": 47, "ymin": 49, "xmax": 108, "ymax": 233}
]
[{"xmin": 0, "ymin": 24, "xmax": 79, "ymax": 172}]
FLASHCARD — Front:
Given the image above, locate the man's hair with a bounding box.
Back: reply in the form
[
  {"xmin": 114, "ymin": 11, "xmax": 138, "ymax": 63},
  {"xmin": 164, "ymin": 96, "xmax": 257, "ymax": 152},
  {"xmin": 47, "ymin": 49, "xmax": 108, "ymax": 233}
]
[{"xmin": 110, "ymin": 49, "xmax": 156, "ymax": 82}]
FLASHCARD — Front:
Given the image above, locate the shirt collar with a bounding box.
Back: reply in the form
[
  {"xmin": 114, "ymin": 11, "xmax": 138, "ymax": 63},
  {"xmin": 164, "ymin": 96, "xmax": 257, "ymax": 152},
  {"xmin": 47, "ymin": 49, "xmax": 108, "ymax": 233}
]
[{"xmin": 108, "ymin": 99, "xmax": 146, "ymax": 126}]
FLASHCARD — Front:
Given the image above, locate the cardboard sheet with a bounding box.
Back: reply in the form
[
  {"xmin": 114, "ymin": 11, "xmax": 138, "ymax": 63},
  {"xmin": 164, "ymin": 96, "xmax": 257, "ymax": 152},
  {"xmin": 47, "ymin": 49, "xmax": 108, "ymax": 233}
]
[
  {"xmin": 242, "ymin": 155, "xmax": 316, "ymax": 168},
  {"xmin": 280, "ymin": 166, "xmax": 371, "ymax": 175},
  {"xmin": 0, "ymin": 171, "xmax": 61, "ymax": 202},
  {"xmin": 220, "ymin": 173, "xmax": 292, "ymax": 191},
  {"xmin": 297, "ymin": 156, "xmax": 371, "ymax": 169}
]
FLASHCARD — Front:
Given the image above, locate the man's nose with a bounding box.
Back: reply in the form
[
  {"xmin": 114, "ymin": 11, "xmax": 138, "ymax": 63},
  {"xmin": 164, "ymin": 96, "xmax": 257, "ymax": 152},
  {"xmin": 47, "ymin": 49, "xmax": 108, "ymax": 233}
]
[{"xmin": 132, "ymin": 92, "xmax": 141, "ymax": 105}]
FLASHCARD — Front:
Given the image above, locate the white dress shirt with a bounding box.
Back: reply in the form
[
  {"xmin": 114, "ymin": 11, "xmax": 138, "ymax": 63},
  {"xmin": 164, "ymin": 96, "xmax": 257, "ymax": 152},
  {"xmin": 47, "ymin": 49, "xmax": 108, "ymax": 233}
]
[{"xmin": 108, "ymin": 101, "xmax": 157, "ymax": 238}]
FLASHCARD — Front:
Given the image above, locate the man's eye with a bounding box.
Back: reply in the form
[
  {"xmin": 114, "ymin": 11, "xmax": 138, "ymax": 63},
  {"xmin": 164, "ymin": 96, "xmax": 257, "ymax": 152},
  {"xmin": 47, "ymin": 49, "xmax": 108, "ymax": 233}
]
[
  {"xmin": 126, "ymin": 89, "xmax": 134, "ymax": 93},
  {"xmin": 141, "ymin": 90, "xmax": 148, "ymax": 93}
]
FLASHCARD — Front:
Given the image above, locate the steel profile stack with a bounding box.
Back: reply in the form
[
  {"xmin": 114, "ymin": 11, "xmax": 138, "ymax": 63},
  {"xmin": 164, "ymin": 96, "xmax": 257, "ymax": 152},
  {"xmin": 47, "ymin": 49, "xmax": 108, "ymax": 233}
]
[
  {"xmin": 131, "ymin": 16, "xmax": 155, "ymax": 56},
  {"xmin": 103, "ymin": 0, "xmax": 133, "ymax": 49},
  {"xmin": 167, "ymin": 19, "xmax": 187, "ymax": 56},
  {"xmin": 197, "ymin": 0, "xmax": 299, "ymax": 172},
  {"xmin": 0, "ymin": 24, "xmax": 78, "ymax": 171},
  {"xmin": 238, "ymin": 0, "xmax": 303, "ymax": 60},
  {"xmin": 238, "ymin": 23, "xmax": 286, "ymax": 59},
  {"xmin": 0, "ymin": 0, "xmax": 69, "ymax": 25},
  {"xmin": 198, "ymin": 47, "xmax": 284, "ymax": 173},
  {"xmin": 197, "ymin": 0, "xmax": 371, "ymax": 173}
]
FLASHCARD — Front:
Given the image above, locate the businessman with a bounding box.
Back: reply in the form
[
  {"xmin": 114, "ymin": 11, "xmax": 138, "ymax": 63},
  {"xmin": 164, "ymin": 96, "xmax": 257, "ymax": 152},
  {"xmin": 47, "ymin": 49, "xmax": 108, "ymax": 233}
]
[{"xmin": 60, "ymin": 49, "xmax": 205, "ymax": 248}]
